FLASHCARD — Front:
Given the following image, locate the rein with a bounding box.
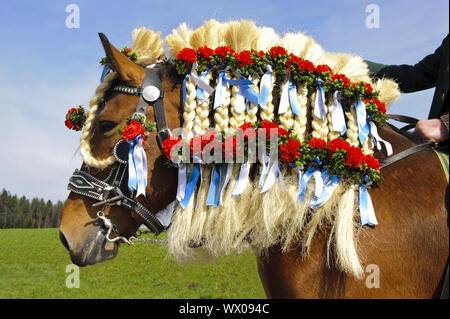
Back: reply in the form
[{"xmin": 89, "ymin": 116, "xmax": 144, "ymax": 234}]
[
  {"xmin": 379, "ymin": 114, "xmax": 445, "ymax": 169},
  {"xmin": 67, "ymin": 64, "xmax": 172, "ymax": 244}
]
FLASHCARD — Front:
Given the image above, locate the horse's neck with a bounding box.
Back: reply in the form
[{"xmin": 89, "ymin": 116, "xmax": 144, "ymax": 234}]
[{"xmin": 376, "ymin": 126, "xmax": 417, "ymax": 159}]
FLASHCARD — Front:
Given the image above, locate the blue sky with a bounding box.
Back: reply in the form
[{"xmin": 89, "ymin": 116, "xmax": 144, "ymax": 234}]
[{"xmin": 0, "ymin": 0, "xmax": 448, "ymax": 202}]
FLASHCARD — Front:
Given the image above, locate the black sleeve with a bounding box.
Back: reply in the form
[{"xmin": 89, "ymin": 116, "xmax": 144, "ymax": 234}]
[{"xmin": 374, "ymin": 35, "xmax": 448, "ymax": 93}]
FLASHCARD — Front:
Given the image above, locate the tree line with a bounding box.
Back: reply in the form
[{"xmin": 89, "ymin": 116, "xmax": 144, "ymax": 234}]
[{"xmin": 0, "ymin": 189, "xmax": 64, "ymax": 228}]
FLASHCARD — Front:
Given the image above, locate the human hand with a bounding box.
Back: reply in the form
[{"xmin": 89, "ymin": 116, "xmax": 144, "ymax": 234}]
[{"xmin": 413, "ymin": 119, "xmax": 449, "ymax": 143}]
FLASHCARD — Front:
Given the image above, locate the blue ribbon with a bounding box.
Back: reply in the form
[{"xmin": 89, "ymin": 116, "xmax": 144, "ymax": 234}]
[
  {"xmin": 206, "ymin": 164, "xmax": 223, "ymax": 206},
  {"xmin": 182, "ymin": 74, "xmax": 189, "ymax": 103},
  {"xmin": 314, "ymin": 78, "xmax": 327, "ymax": 120},
  {"xmin": 259, "ymin": 71, "xmax": 272, "ymax": 108},
  {"xmin": 196, "ymin": 70, "xmax": 209, "ymax": 101},
  {"xmin": 128, "ymin": 138, "xmax": 138, "ymax": 193},
  {"xmin": 298, "ymin": 167, "xmax": 316, "ymax": 202},
  {"xmin": 226, "ymin": 76, "xmax": 260, "ymax": 105},
  {"xmin": 355, "ymin": 97, "xmax": 371, "ymax": 144},
  {"xmin": 288, "ymin": 80, "xmax": 301, "ymax": 116},
  {"xmin": 100, "ymin": 65, "xmax": 110, "ymax": 83},
  {"xmin": 310, "ymin": 173, "xmax": 341, "ymax": 208},
  {"xmin": 179, "ymin": 164, "xmax": 201, "ymax": 208},
  {"xmin": 359, "ymin": 184, "xmax": 375, "ymax": 226},
  {"xmin": 213, "ymin": 71, "xmax": 227, "ymax": 109}
]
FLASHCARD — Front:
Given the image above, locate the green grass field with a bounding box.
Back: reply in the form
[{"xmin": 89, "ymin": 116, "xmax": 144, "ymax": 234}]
[{"xmin": 0, "ymin": 228, "xmax": 266, "ymax": 299}]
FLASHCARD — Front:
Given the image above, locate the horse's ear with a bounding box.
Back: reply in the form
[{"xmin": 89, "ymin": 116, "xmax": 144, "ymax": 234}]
[{"xmin": 98, "ymin": 33, "xmax": 144, "ymax": 85}]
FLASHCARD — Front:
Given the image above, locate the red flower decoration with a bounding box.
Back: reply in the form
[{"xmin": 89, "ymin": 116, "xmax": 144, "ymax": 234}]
[
  {"xmin": 328, "ymin": 138, "xmax": 351, "ymax": 154},
  {"xmin": 197, "ymin": 46, "xmax": 214, "ymax": 60},
  {"xmin": 279, "ymin": 138, "xmax": 301, "ymax": 163},
  {"xmin": 237, "ymin": 122, "xmax": 256, "ymax": 142},
  {"xmin": 345, "ymin": 146, "xmax": 365, "ymax": 168},
  {"xmin": 315, "ymin": 64, "xmax": 332, "ymax": 74},
  {"xmin": 176, "ymin": 48, "xmax": 197, "ymax": 64},
  {"xmin": 162, "ymin": 136, "xmax": 183, "ymax": 161},
  {"xmin": 373, "ymin": 99, "xmax": 386, "ymax": 114},
  {"xmin": 260, "ymin": 120, "xmax": 287, "ymax": 139},
  {"xmin": 286, "ymin": 54, "xmax": 303, "ymax": 71},
  {"xmin": 65, "ymin": 119, "xmax": 74, "ymax": 130},
  {"xmin": 331, "ymin": 73, "xmax": 351, "ymax": 87},
  {"xmin": 297, "ymin": 59, "xmax": 315, "ymax": 72},
  {"xmin": 308, "ymin": 137, "xmax": 327, "ymax": 149},
  {"xmin": 268, "ymin": 46, "xmax": 288, "ymax": 58},
  {"xmin": 214, "ymin": 46, "xmax": 235, "ymax": 59},
  {"xmin": 364, "ymin": 154, "xmax": 380, "ymax": 170},
  {"xmin": 121, "ymin": 120, "xmax": 147, "ymax": 142},
  {"xmin": 236, "ymin": 50, "xmax": 254, "ymax": 67},
  {"xmin": 365, "ymin": 82, "xmax": 373, "ymax": 94}
]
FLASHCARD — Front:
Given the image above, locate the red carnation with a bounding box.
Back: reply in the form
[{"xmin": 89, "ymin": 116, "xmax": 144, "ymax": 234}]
[
  {"xmin": 176, "ymin": 48, "xmax": 197, "ymax": 64},
  {"xmin": 297, "ymin": 59, "xmax": 315, "ymax": 72},
  {"xmin": 286, "ymin": 54, "xmax": 303, "ymax": 71},
  {"xmin": 315, "ymin": 64, "xmax": 332, "ymax": 74},
  {"xmin": 197, "ymin": 46, "xmax": 214, "ymax": 60},
  {"xmin": 328, "ymin": 138, "xmax": 350, "ymax": 154},
  {"xmin": 237, "ymin": 122, "xmax": 256, "ymax": 142},
  {"xmin": 121, "ymin": 120, "xmax": 147, "ymax": 142},
  {"xmin": 214, "ymin": 46, "xmax": 235, "ymax": 59},
  {"xmin": 364, "ymin": 154, "xmax": 380, "ymax": 170},
  {"xmin": 162, "ymin": 136, "xmax": 183, "ymax": 161},
  {"xmin": 279, "ymin": 138, "xmax": 301, "ymax": 163},
  {"xmin": 365, "ymin": 82, "xmax": 373, "ymax": 94},
  {"xmin": 307, "ymin": 137, "xmax": 327, "ymax": 149},
  {"xmin": 268, "ymin": 46, "xmax": 288, "ymax": 58},
  {"xmin": 331, "ymin": 73, "xmax": 351, "ymax": 87},
  {"xmin": 373, "ymin": 99, "xmax": 386, "ymax": 114},
  {"xmin": 345, "ymin": 146, "xmax": 365, "ymax": 168},
  {"xmin": 65, "ymin": 119, "xmax": 74, "ymax": 129},
  {"xmin": 260, "ymin": 120, "xmax": 286, "ymax": 139},
  {"xmin": 236, "ymin": 50, "xmax": 254, "ymax": 67}
]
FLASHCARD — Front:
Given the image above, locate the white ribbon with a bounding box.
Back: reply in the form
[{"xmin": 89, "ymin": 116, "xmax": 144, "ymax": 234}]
[
  {"xmin": 190, "ymin": 63, "xmax": 214, "ymax": 99},
  {"xmin": 176, "ymin": 164, "xmax": 188, "ymax": 202},
  {"xmin": 234, "ymin": 89, "xmax": 246, "ymax": 113},
  {"xmin": 314, "ymin": 80, "xmax": 327, "ymax": 120},
  {"xmin": 369, "ymin": 121, "xmax": 393, "ymax": 156},
  {"xmin": 331, "ymin": 91, "xmax": 347, "ymax": 134},
  {"xmin": 220, "ymin": 163, "xmax": 234, "ymax": 204},
  {"xmin": 258, "ymin": 152, "xmax": 270, "ymax": 187},
  {"xmin": 261, "ymin": 157, "xmax": 285, "ymax": 193},
  {"xmin": 259, "ymin": 66, "xmax": 273, "ymax": 109},
  {"xmin": 312, "ymin": 169, "xmax": 324, "ymax": 198},
  {"xmin": 232, "ymin": 162, "xmax": 251, "ymax": 197},
  {"xmin": 278, "ymin": 80, "xmax": 290, "ymax": 114},
  {"xmin": 133, "ymin": 137, "xmax": 148, "ymax": 197}
]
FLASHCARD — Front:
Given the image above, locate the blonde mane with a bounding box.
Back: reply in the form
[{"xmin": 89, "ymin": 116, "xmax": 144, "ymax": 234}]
[{"xmin": 81, "ymin": 20, "xmax": 400, "ymax": 278}]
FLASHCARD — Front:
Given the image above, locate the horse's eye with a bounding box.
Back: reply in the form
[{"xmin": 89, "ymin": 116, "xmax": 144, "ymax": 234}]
[{"xmin": 99, "ymin": 121, "xmax": 117, "ymax": 133}]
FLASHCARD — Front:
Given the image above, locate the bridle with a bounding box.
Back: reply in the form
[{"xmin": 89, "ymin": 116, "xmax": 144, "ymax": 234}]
[{"xmin": 67, "ymin": 64, "xmax": 172, "ymax": 244}]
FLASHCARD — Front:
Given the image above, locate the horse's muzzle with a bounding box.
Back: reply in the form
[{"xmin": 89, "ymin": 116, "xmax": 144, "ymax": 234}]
[{"xmin": 59, "ymin": 226, "xmax": 118, "ymax": 267}]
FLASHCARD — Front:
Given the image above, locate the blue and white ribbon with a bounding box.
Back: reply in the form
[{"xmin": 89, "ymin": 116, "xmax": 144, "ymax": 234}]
[
  {"xmin": 261, "ymin": 157, "xmax": 285, "ymax": 194},
  {"xmin": 179, "ymin": 163, "xmax": 201, "ymax": 209},
  {"xmin": 279, "ymin": 77, "xmax": 301, "ymax": 116},
  {"xmin": 298, "ymin": 167, "xmax": 316, "ymax": 202},
  {"xmin": 219, "ymin": 163, "xmax": 234, "ymax": 205},
  {"xmin": 310, "ymin": 170, "xmax": 341, "ymax": 208},
  {"xmin": 355, "ymin": 97, "xmax": 371, "ymax": 144},
  {"xmin": 196, "ymin": 70, "xmax": 210, "ymax": 102},
  {"xmin": 330, "ymin": 91, "xmax": 347, "ymax": 134},
  {"xmin": 258, "ymin": 152, "xmax": 270, "ymax": 188},
  {"xmin": 368, "ymin": 121, "xmax": 393, "ymax": 156},
  {"xmin": 100, "ymin": 65, "xmax": 110, "ymax": 83},
  {"xmin": 183, "ymin": 64, "xmax": 214, "ymax": 104},
  {"xmin": 314, "ymin": 78, "xmax": 327, "ymax": 120},
  {"xmin": 206, "ymin": 164, "xmax": 222, "ymax": 206},
  {"xmin": 259, "ymin": 66, "xmax": 273, "ymax": 109},
  {"xmin": 176, "ymin": 164, "xmax": 189, "ymax": 202},
  {"xmin": 182, "ymin": 73, "xmax": 189, "ymax": 103},
  {"xmin": 213, "ymin": 70, "xmax": 228, "ymax": 109},
  {"xmin": 232, "ymin": 161, "xmax": 251, "ymax": 197},
  {"xmin": 226, "ymin": 76, "xmax": 260, "ymax": 106},
  {"xmin": 359, "ymin": 184, "xmax": 378, "ymax": 226},
  {"xmin": 128, "ymin": 135, "xmax": 148, "ymax": 197}
]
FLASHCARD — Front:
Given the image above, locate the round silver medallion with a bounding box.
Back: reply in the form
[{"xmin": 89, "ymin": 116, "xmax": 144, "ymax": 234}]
[{"xmin": 142, "ymin": 85, "xmax": 160, "ymax": 103}]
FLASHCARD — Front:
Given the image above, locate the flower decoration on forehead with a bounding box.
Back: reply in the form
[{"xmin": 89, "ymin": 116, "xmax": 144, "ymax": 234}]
[
  {"xmin": 99, "ymin": 46, "xmax": 138, "ymax": 68},
  {"xmin": 118, "ymin": 114, "xmax": 156, "ymax": 144},
  {"xmin": 65, "ymin": 106, "xmax": 86, "ymax": 131}
]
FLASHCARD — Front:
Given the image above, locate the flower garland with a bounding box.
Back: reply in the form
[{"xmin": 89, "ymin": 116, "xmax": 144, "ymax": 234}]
[
  {"xmin": 161, "ymin": 120, "xmax": 381, "ymax": 185},
  {"xmin": 65, "ymin": 106, "xmax": 86, "ymax": 131},
  {"xmin": 173, "ymin": 45, "xmax": 383, "ymax": 102}
]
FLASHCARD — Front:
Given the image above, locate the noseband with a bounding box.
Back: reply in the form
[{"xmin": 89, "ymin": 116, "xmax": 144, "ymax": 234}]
[{"xmin": 67, "ymin": 65, "xmax": 171, "ymax": 237}]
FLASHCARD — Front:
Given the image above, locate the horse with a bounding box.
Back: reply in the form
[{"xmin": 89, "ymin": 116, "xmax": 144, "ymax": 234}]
[{"xmin": 59, "ymin": 31, "xmax": 448, "ymax": 298}]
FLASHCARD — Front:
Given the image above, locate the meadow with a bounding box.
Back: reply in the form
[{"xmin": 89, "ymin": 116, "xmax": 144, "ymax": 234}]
[{"xmin": 0, "ymin": 228, "xmax": 266, "ymax": 299}]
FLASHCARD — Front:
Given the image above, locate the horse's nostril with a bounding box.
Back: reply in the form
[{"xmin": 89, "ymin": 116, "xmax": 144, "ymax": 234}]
[{"xmin": 59, "ymin": 230, "xmax": 70, "ymax": 251}]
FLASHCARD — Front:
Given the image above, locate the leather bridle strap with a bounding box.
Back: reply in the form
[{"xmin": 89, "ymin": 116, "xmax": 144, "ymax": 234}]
[
  {"xmin": 379, "ymin": 142, "xmax": 436, "ymax": 169},
  {"xmin": 111, "ymin": 65, "xmax": 172, "ymax": 149}
]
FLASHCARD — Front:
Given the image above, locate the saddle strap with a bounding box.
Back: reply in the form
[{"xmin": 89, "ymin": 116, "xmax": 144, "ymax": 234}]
[{"xmin": 379, "ymin": 142, "xmax": 436, "ymax": 169}]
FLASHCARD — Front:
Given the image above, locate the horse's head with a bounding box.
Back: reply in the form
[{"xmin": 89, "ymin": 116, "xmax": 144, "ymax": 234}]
[{"xmin": 59, "ymin": 33, "xmax": 181, "ymax": 266}]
